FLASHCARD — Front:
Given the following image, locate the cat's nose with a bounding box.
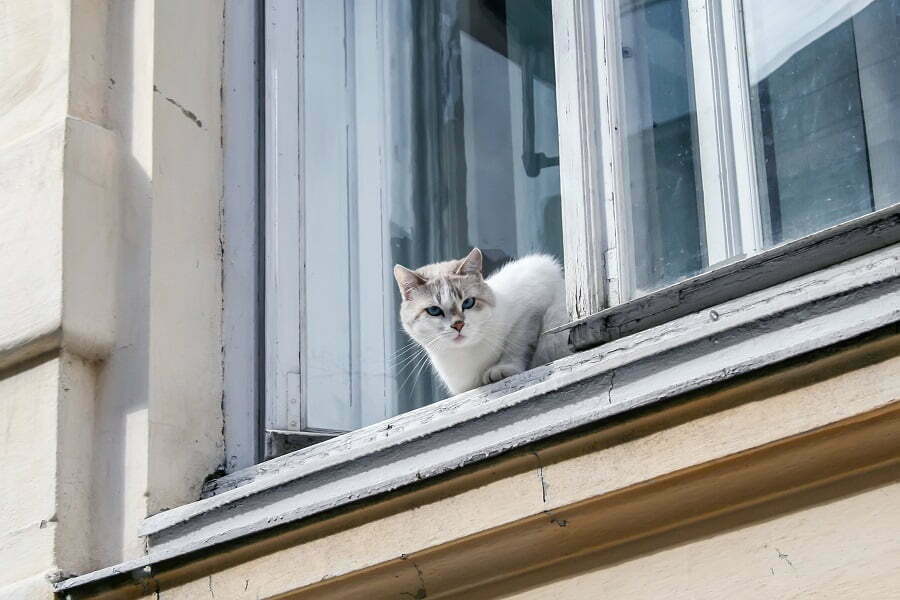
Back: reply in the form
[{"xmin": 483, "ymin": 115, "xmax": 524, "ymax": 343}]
[{"xmin": 450, "ymin": 320, "xmax": 465, "ymax": 332}]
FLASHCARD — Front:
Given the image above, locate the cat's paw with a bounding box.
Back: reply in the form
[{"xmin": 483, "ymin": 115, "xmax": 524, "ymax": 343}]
[{"xmin": 482, "ymin": 363, "xmax": 523, "ymax": 385}]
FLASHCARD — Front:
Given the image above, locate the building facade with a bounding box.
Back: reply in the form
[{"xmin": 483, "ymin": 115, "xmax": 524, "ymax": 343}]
[{"xmin": 1, "ymin": 1, "xmax": 898, "ymax": 599}]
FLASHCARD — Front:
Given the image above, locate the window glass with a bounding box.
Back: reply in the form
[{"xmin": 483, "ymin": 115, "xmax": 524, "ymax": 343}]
[
  {"xmin": 743, "ymin": 0, "xmax": 900, "ymax": 245},
  {"xmin": 302, "ymin": 0, "xmax": 561, "ymax": 429},
  {"xmin": 618, "ymin": 0, "xmax": 708, "ymax": 296}
]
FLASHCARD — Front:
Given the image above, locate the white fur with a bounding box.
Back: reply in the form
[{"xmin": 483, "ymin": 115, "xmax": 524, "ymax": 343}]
[{"xmin": 408, "ymin": 254, "xmax": 569, "ymax": 394}]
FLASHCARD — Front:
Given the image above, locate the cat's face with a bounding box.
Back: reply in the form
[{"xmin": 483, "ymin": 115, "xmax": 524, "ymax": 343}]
[{"xmin": 394, "ymin": 248, "xmax": 496, "ymax": 351}]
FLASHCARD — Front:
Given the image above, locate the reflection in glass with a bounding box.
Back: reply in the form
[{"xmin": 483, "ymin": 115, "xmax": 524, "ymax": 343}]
[
  {"xmin": 743, "ymin": 0, "xmax": 900, "ymax": 245},
  {"xmin": 302, "ymin": 0, "xmax": 562, "ymax": 426},
  {"xmin": 619, "ymin": 0, "xmax": 706, "ymax": 295}
]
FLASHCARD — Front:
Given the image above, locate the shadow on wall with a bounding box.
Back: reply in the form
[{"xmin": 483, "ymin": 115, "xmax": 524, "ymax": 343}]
[{"xmin": 86, "ymin": 0, "xmax": 153, "ymax": 568}]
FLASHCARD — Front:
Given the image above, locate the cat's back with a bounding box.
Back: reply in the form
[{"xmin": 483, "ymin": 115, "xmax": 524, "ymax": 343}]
[{"xmin": 487, "ymin": 254, "xmax": 562, "ymax": 308}]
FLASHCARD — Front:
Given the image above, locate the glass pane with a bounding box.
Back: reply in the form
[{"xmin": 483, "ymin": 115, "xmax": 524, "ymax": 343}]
[
  {"xmin": 302, "ymin": 0, "xmax": 562, "ymax": 428},
  {"xmin": 618, "ymin": 0, "xmax": 707, "ymax": 296},
  {"xmin": 743, "ymin": 0, "xmax": 900, "ymax": 246}
]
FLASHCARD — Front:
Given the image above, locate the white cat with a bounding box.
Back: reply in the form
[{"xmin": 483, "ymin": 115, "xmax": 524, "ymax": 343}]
[{"xmin": 393, "ymin": 248, "xmax": 570, "ymax": 395}]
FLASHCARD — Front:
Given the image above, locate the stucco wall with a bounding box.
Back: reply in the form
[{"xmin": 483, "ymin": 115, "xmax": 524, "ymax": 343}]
[
  {"xmin": 498, "ymin": 480, "xmax": 900, "ymax": 599},
  {"xmin": 0, "ymin": 357, "xmax": 61, "ymax": 593},
  {"xmin": 0, "ymin": 1, "xmax": 225, "ymax": 596}
]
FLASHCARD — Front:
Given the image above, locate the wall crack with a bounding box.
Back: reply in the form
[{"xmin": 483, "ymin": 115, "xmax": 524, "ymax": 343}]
[
  {"xmin": 153, "ymin": 84, "xmax": 203, "ymax": 128},
  {"xmin": 399, "ymin": 553, "xmax": 427, "ymax": 599}
]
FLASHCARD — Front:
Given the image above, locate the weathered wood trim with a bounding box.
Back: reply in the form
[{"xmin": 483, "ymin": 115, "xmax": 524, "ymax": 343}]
[
  {"xmin": 55, "ymin": 397, "xmax": 900, "ymax": 598},
  {"xmin": 552, "ymin": 0, "xmax": 608, "ymax": 318},
  {"xmin": 123, "ymin": 243, "xmax": 900, "ymax": 548},
  {"xmin": 555, "ymin": 206, "xmax": 900, "ymax": 349},
  {"xmin": 592, "ymin": 0, "xmax": 631, "ymax": 304}
]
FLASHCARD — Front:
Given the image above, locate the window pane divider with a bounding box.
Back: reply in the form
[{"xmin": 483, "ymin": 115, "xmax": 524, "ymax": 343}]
[
  {"xmin": 686, "ymin": 0, "xmax": 743, "ymax": 265},
  {"xmin": 552, "ymin": 0, "xmax": 610, "ymax": 319},
  {"xmin": 592, "ymin": 0, "xmax": 635, "ymax": 305},
  {"xmin": 720, "ymin": 0, "xmax": 764, "ymax": 254}
]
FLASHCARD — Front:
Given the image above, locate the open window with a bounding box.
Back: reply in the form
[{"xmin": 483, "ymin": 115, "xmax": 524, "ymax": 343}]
[
  {"xmin": 264, "ymin": 0, "xmax": 564, "ymax": 455},
  {"xmin": 259, "ymin": 0, "xmax": 900, "ymax": 459}
]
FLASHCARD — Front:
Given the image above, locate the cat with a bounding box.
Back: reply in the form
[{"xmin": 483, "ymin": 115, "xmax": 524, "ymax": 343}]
[{"xmin": 393, "ymin": 248, "xmax": 570, "ymax": 395}]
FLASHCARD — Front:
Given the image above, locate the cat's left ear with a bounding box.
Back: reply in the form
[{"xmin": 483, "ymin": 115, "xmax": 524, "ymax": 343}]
[{"xmin": 455, "ymin": 247, "xmax": 483, "ymax": 277}]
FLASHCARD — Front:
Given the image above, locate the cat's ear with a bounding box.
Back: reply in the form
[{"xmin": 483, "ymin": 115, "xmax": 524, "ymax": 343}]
[
  {"xmin": 393, "ymin": 265, "xmax": 426, "ymax": 301},
  {"xmin": 455, "ymin": 247, "xmax": 483, "ymax": 277}
]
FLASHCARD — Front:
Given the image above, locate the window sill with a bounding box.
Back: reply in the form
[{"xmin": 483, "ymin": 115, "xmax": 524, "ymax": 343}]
[{"xmin": 56, "ymin": 242, "xmax": 900, "ymax": 595}]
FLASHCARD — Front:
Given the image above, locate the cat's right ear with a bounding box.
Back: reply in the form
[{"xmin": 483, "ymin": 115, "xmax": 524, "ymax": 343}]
[
  {"xmin": 393, "ymin": 265, "xmax": 426, "ymax": 301},
  {"xmin": 455, "ymin": 247, "xmax": 483, "ymax": 277}
]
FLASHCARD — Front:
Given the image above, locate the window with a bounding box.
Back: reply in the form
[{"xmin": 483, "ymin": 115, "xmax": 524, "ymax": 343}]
[
  {"xmin": 579, "ymin": 0, "xmax": 899, "ymax": 304},
  {"xmin": 554, "ymin": 0, "xmax": 899, "ymax": 337},
  {"xmin": 259, "ymin": 0, "xmax": 899, "ymax": 459},
  {"xmin": 265, "ymin": 0, "xmax": 563, "ymax": 454},
  {"xmin": 743, "ymin": 0, "xmax": 899, "ymax": 242}
]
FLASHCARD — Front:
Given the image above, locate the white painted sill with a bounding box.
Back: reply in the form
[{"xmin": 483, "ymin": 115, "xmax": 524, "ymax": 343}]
[{"xmin": 55, "ymin": 240, "xmax": 900, "ymax": 596}]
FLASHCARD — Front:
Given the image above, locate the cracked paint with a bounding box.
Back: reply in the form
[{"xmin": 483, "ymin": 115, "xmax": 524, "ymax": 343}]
[
  {"xmin": 400, "ymin": 554, "xmax": 427, "ymax": 599},
  {"xmin": 531, "ymin": 451, "xmax": 549, "ymax": 503},
  {"xmin": 153, "ymin": 84, "xmax": 203, "ymax": 128},
  {"xmin": 775, "ymin": 547, "xmax": 795, "ymax": 569}
]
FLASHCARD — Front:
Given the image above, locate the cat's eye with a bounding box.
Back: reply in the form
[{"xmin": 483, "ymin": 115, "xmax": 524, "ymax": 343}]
[
  {"xmin": 461, "ymin": 297, "xmax": 476, "ymax": 310},
  {"xmin": 425, "ymin": 306, "xmax": 444, "ymax": 317}
]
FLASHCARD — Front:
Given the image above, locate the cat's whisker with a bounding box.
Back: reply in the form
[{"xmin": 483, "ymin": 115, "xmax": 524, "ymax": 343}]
[
  {"xmin": 397, "ymin": 353, "xmax": 432, "ymax": 395},
  {"xmin": 389, "ymin": 331, "xmax": 449, "ymax": 366}
]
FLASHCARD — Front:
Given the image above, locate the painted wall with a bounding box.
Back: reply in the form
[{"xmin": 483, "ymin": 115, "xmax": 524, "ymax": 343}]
[{"xmin": 0, "ymin": 1, "xmax": 225, "ymax": 596}]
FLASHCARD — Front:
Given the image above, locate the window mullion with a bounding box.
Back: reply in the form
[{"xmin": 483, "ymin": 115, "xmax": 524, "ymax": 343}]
[
  {"xmin": 686, "ymin": 0, "xmax": 743, "ymax": 265},
  {"xmin": 552, "ymin": 0, "xmax": 611, "ymax": 319},
  {"xmin": 720, "ymin": 0, "xmax": 764, "ymax": 254},
  {"xmin": 591, "ymin": 0, "xmax": 634, "ymax": 305}
]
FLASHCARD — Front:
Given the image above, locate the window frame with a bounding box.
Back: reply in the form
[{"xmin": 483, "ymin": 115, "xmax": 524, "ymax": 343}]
[
  {"xmin": 551, "ymin": 0, "xmax": 900, "ymax": 349},
  {"xmin": 222, "ymin": 0, "xmax": 264, "ymax": 471},
  {"xmin": 257, "ymin": 0, "xmax": 900, "ymax": 457}
]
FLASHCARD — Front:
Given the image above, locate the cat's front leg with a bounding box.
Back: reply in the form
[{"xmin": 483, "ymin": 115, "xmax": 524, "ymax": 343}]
[{"xmin": 481, "ymin": 317, "xmax": 540, "ymax": 385}]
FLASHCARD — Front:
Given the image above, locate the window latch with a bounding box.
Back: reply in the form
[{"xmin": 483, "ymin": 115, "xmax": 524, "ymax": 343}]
[{"xmin": 521, "ymin": 47, "xmax": 560, "ymax": 178}]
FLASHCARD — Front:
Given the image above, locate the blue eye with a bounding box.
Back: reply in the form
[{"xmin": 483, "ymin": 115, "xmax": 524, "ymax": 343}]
[
  {"xmin": 461, "ymin": 297, "xmax": 476, "ymax": 310},
  {"xmin": 425, "ymin": 306, "xmax": 444, "ymax": 316}
]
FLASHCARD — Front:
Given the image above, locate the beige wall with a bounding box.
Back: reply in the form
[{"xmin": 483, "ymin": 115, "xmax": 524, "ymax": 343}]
[
  {"xmin": 0, "ymin": 1, "xmax": 225, "ymax": 596},
  {"xmin": 497, "ymin": 480, "xmax": 900, "ymax": 600}
]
